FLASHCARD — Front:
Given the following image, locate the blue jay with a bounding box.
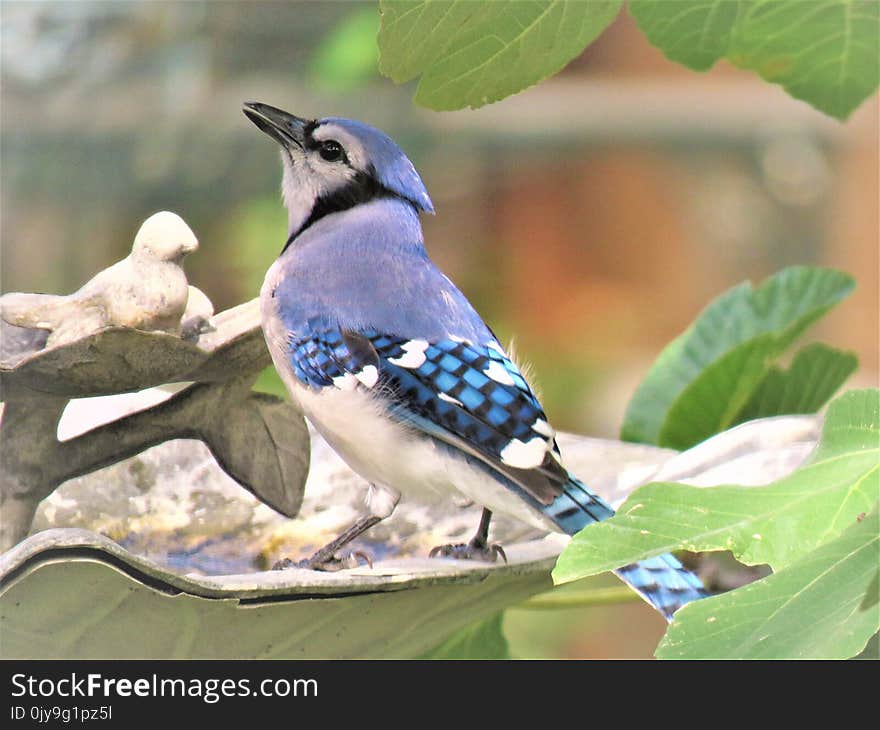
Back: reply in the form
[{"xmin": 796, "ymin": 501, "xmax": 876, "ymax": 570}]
[{"xmin": 243, "ymin": 102, "xmax": 708, "ymax": 620}]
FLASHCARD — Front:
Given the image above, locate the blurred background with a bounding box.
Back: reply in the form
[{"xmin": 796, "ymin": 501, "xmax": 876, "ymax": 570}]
[{"xmin": 2, "ymin": 1, "xmax": 877, "ymax": 658}]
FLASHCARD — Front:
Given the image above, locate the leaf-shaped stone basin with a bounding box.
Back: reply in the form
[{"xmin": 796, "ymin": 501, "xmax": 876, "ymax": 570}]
[
  {"xmin": 0, "ymin": 415, "xmax": 820, "ymax": 659},
  {"xmin": 0, "ymin": 528, "xmax": 564, "ymax": 659}
]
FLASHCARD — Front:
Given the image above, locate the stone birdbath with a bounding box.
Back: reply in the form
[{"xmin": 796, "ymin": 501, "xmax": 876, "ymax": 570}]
[{"xmin": 0, "ymin": 212, "xmax": 823, "ymax": 658}]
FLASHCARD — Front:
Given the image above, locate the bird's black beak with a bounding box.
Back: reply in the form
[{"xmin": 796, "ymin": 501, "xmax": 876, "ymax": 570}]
[{"xmin": 243, "ymin": 101, "xmax": 310, "ymax": 150}]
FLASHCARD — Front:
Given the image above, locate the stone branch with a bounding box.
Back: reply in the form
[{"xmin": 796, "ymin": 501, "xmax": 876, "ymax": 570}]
[{"xmin": 0, "ymin": 212, "xmax": 310, "ymax": 552}]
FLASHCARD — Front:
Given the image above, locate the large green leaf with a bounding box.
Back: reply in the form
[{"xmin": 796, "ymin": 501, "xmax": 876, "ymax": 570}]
[
  {"xmin": 629, "ymin": 0, "xmax": 746, "ymax": 71},
  {"xmin": 656, "ymin": 507, "xmax": 880, "ymax": 659},
  {"xmin": 734, "ymin": 342, "xmax": 857, "ymax": 425},
  {"xmin": 630, "ymin": 0, "xmax": 880, "ymax": 120},
  {"xmin": 730, "ymin": 0, "xmax": 880, "ymax": 121},
  {"xmin": 555, "ymin": 388, "xmax": 880, "ymax": 584},
  {"xmin": 378, "ymin": 0, "xmax": 622, "ymax": 110},
  {"xmin": 621, "ymin": 266, "xmax": 855, "ymax": 450},
  {"xmin": 421, "ymin": 612, "xmax": 510, "ymax": 659}
]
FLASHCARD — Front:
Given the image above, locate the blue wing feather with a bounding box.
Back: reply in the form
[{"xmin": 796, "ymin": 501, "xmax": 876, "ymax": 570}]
[{"xmin": 289, "ymin": 326, "xmax": 569, "ymax": 504}]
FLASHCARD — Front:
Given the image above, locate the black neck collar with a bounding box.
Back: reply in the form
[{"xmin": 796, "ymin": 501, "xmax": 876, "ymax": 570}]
[{"xmin": 282, "ymin": 172, "xmax": 410, "ymax": 254}]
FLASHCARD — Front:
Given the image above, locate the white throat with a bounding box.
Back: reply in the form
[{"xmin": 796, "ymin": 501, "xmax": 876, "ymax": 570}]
[
  {"xmin": 281, "ymin": 149, "xmax": 359, "ymax": 238},
  {"xmin": 282, "ymin": 160, "xmax": 321, "ymax": 237}
]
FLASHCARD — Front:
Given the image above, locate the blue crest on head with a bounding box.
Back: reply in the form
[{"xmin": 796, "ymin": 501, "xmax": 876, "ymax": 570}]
[{"xmin": 320, "ymin": 117, "xmax": 434, "ymax": 214}]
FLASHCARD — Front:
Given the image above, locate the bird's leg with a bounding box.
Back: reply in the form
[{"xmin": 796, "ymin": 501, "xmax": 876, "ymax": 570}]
[
  {"xmin": 273, "ymin": 515, "xmax": 381, "ymax": 571},
  {"xmin": 273, "ymin": 483, "xmax": 399, "ymax": 572},
  {"xmin": 429, "ymin": 508, "xmax": 507, "ymax": 564}
]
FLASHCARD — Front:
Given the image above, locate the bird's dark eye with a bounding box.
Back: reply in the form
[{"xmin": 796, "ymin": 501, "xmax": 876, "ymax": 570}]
[{"xmin": 319, "ymin": 140, "xmax": 344, "ymax": 162}]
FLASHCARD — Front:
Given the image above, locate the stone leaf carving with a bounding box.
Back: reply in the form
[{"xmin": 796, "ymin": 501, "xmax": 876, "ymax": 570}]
[{"xmin": 185, "ymin": 384, "xmax": 311, "ymax": 518}]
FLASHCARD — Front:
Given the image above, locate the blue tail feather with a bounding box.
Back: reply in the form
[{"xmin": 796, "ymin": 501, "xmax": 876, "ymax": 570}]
[
  {"xmin": 615, "ymin": 554, "xmax": 708, "ymax": 621},
  {"xmin": 544, "ymin": 476, "xmax": 708, "ymax": 621}
]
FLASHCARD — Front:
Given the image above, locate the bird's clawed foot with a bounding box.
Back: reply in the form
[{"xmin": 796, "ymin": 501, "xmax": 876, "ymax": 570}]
[
  {"xmin": 271, "ymin": 513, "xmax": 385, "ymax": 572},
  {"xmin": 272, "ymin": 550, "xmax": 373, "ymax": 572},
  {"xmin": 429, "ymin": 539, "xmax": 507, "ymax": 564},
  {"xmin": 430, "ymin": 509, "xmax": 507, "ymax": 564}
]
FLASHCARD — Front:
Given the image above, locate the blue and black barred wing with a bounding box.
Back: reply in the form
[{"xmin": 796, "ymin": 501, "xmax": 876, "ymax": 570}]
[
  {"xmin": 369, "ymin": 334, "xmax": 574, "ymax": 507},
  {"xmin": 289, "ymin": 324, "xmax": 381, "ymax": 390},
  {"xmin": 288, "ymin": 324, "xmax": 609, "ymax": 519}
]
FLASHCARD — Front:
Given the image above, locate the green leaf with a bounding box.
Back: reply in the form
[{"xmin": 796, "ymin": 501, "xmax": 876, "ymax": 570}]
[
  {"xmin": 629, "ymin": 0, "xmax": 746, "ymax": 71},
  {"xmin": 421, "ymin": 612, "xmax": 510, "ymax": 659},
  {"xmin": 630, "ymin": 0, "xmax": 880, "ymax": 120},
  {"xmin": 656, "ymin": 507, "xmax": 880, "ymax": 659},
  {"xmin": 554, "ymin": 388, "xmax": 880, "ymax": 584},
  {"xmin": 729, "ymin": 0, "xmax": 880, "ymax": 121},
  {"xmin": 378, "ymin": 0, "xmax": 623, "ymax": 110},
  {"xmin": 734, "ymin": 342, "xmax": 857, "ymax": 424},
  {"xmin": 621, "ymin": 266, "xmax": 855, "ymax": 450}
]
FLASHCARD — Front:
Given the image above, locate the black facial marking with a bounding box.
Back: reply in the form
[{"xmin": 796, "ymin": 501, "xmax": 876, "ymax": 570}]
[
  {"xmin": 305, "ymin": 172, "xmax": 385, "ymax": 227},
  {"xmin": 305, "ymin": 123, "xmax": 347, "ymax": 163},
  {"xmin": 302, "ymin": 120, "xmax": 320, "ymax": 141},
  {"xmin": 282, "ymin": 172, "xmax": 394, "ymax": 252}
]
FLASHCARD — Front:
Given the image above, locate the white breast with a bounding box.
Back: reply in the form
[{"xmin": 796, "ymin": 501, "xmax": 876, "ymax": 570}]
[{"xmin": 290, "ymin": 379, "xmax": 557, "ymax": 532}]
